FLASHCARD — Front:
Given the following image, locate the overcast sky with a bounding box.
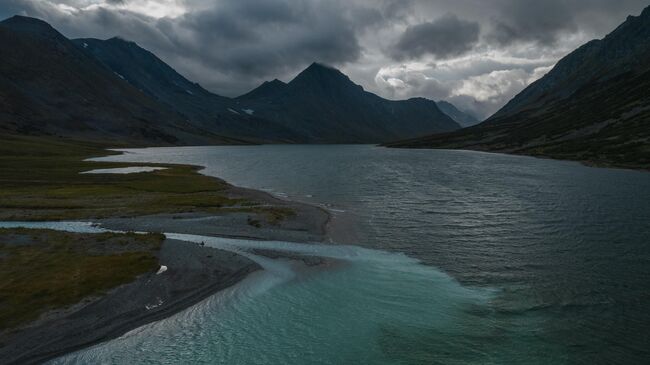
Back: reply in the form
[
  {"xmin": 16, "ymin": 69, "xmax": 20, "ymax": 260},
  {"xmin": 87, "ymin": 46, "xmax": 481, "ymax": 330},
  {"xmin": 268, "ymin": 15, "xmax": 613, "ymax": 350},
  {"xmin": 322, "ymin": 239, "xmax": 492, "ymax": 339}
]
[{"xmin": 1, "ymin": 0, "xmax": 647, "ymax": 119}]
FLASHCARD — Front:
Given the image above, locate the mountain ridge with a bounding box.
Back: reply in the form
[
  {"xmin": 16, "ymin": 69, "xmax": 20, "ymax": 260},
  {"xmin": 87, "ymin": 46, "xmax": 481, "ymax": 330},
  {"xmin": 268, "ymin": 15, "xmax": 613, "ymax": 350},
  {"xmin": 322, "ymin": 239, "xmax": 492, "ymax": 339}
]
[
  {"xmin": 235, "ymin": 62, "xmax": 460, "ymax": 143},
  {"xmin": 385, "ymin": 5, "xmax": 650, "ymax": 170},
  {"xmin": 491, "ymin": 5, "xmax": 650, "ymax": 120},
  {"xmin": 435, "ymin": 101, "xmax": 480, "ymax": 127},
  {"xmin": 73, "ymin": 37, "xmax": 461, "ymax": 143},
  {"xmin": 1, "ymin": 15, "xmax": 465, "ymax": 145},
  {"xmin": 72, "ymin": 36, "xmax": 302, "ymax": 143},
  {"xmin": 0, "ymin": 15, "xmax": 241, "ymax": 145}
]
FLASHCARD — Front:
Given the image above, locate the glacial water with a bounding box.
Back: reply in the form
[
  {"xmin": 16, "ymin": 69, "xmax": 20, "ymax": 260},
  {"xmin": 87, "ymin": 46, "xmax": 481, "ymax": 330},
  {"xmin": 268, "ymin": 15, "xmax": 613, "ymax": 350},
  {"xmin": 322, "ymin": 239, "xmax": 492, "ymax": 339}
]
[{"xmin": 12, "ymin": 145, "xmax": 650, "ymax": 364}]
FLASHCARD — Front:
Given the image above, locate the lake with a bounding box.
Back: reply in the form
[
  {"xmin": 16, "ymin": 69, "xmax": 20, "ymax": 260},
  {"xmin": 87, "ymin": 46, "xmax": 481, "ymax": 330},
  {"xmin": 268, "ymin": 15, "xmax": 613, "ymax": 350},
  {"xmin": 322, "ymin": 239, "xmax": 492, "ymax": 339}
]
[{"xmin": 51, "ymin": 145, "xmax": 650, "ymax": 364}]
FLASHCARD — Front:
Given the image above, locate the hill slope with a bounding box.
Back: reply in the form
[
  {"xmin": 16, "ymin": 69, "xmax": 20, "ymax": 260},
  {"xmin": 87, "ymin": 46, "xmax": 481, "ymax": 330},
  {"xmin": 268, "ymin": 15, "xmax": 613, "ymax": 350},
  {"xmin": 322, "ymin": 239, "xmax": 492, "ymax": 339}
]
[
  {"xmin": 436, "ymin": 101, "xmax": 480, "ymax": 127},
  {"xmin": 68, "ymin": 37, "xmax": 459, "ymax": 144},
  {"xmin": 236, "ymin": 63, "xmax": 460, "ymax": 143},
  {"xmin": 1, "ymin": 16, "xmax": 460, "ymax": 145},
  {"xmin": 386, "ymin": 6, "xmax": 650, "ymax": 169},
  {"xmin": 0, "ymin": 16, "xmax": 238, "ymax": 145},
  {"xmin": 73, "ymin": 37, "xmax": 300, "ymax": 142}
]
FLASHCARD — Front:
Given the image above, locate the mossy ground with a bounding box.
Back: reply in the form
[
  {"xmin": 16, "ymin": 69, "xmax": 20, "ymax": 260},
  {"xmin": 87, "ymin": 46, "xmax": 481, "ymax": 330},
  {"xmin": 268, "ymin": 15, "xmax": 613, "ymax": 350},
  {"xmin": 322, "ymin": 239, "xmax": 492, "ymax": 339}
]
[
  {"xmin": 0, "ymin": 134, "xmax": 294, "ymax": 221},
  {"xmin": 0, "ymin": 228, "xmax": 164, "ymax": 330}
]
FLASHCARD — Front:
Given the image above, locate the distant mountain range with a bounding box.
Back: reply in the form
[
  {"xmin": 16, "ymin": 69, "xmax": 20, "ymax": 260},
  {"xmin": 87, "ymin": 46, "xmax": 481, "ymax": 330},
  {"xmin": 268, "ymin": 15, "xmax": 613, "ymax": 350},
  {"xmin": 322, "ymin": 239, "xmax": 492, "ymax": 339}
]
[
  {"xmin": 387, "ymin": 6, "xmax": 650, "ymax": 169},
  {"xmin": 236, "ymin": 63, "xmax": 459, "ymax": 143},
  {"xmin": 72, "ymin": 37, "xmax": 301, "ymax": 143},
  {"xmin": 7, "ymin": 8, "xmax": 645, "ymax": 167},
  {"xmin": 0, "ymin": 15, "xmax": 464, "ymax": 145},
  {"xmin": 435, "ymin": 101, "xmax": 480, "ymax": 127}
]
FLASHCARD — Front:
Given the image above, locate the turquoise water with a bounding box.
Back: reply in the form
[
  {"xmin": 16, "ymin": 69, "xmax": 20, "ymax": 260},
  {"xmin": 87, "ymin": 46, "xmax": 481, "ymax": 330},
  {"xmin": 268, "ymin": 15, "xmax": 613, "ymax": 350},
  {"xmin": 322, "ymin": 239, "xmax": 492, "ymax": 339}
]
[
  {"xmin": 0, "ymin": 222, "xmax": 501, "ymax": 364},
  {"xmin": 9, "ymin": 145, "xmax": 650, "ymax": 364}
]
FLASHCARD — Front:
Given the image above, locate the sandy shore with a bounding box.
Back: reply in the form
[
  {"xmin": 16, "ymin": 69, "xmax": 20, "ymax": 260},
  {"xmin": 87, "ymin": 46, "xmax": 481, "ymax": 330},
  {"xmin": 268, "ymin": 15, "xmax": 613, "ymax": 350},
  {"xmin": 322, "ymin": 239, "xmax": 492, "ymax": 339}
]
[
  {"xmin": 97, "ymin": 185, "xmax": 330, "ymax": 244},
  {"xmin": 0, "ymin": 182, "xmax": 331, "ymax": 364}
]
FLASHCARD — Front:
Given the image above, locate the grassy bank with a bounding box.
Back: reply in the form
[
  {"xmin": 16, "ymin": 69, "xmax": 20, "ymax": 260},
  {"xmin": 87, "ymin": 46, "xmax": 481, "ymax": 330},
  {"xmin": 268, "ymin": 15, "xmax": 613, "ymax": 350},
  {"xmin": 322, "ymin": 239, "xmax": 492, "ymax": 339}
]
[
  {"xmin": 0, "ymin": 133, "xmax": 295, "ymax": 332},
  {"xmin": 0, "ymin": 134, "xmax": 293, "ymax": 221},
  {"xmin": 0, "ymin": 228, "xmax": 164, "ymax": 331}
]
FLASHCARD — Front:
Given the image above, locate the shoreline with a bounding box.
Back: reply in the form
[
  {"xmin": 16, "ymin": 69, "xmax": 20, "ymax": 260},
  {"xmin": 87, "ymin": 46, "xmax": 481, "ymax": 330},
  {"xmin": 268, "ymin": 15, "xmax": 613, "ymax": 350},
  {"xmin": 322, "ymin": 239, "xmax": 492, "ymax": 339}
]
[
  {"xmin": 383, "ymin": 145, "xmax": 650, "ymax": 173},
  {"xmin": 1, "ymin": 240, "xmax": 261, "ymax": 365},
  {"xmin": 0, "ymin": 149, "xmax": 332, "ymax": 365}
]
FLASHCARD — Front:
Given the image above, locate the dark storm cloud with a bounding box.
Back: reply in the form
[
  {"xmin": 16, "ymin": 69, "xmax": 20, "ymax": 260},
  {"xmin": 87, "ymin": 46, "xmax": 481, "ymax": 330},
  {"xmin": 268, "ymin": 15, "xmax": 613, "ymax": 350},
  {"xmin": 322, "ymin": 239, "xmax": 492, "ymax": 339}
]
[
  {"xmin": 168, "ymin": 0, "xmax": 363, "ymax": 76},
  {"xmin": 485, "ymin": 0, "xmax": 647, "ymax": 46},
  {"xmin": 487, "ymin": 0, "xmax": 579, "ymax": 45},
  {"xmin": 1, "ymin": 0, "xmax": 648, "ymax": 106},
  {"xmin": 1, "ymin": 0, "xmax": 375, "ymax": 94},
  {"xmin": 391, "ymin": 14, "xmax": 480, "ymax": 60},
  {"xmin": 0, "ymin": 0, "xmax": 26, "ymax": 18}
]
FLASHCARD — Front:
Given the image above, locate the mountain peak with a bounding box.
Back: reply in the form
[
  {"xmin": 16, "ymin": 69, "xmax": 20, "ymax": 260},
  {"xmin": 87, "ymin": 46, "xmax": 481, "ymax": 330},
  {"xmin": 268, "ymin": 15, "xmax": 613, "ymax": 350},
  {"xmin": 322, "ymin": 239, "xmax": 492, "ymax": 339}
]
[
  {"xmin": 2, "ymin": 15, "xmax": 49, "ymax": 26},
  {"xmin": 266, "ymin": 78, "xmax": 286, "ymax": 86},
  {"xmin": 290, "ymin": 62, "xmax": 362, "ymax": 92},
  {"xmin": 237, "ymin": 78, "xmax": 288, "ymax": 100},
  {"xmin": 612, "ymin": 4, "xmax": 650, "ymax": 35},
  {"xmin": 102, "ymin": 37, "xmax": 144, "ymax": 50},
  {"xmin": 306, "ymin": 62, "xmax": 337, "ymax": 71},
  {"xmin": 0, "ymin": 15, "xmax": 58, "ymax": 36},
  {"xmin": 642, "ymin": 4, "xmax": 650, "ymax": 18},
  {"xmin": 299, "ymin": 62, "xmax": 345, "ymax": 77},
  {"xmin": 107, "ymin": 36, "xmax": 137, "ymax": 45}
]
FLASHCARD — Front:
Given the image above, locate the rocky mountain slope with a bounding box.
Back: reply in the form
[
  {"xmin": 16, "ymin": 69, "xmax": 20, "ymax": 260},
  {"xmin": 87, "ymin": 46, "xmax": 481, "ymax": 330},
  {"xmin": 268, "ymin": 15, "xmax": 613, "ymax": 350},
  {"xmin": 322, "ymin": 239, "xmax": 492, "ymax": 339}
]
[
  {"xmin": 236, "ymin": 63, "xmax": 460, "ymax": 143},
  {"xmin": 72, "ymin": 38, "xmax": 462, "ymax": 144},
  {"xmin": 1, "ymin": 15, "xmax": 462, "ymax": 145},
  {"xmin": 73, "ymin": 37, "xmax": 300, "ymax": 143},
  {"xmin": 0, "ymin": 16, "xmax": 239, "ymax": 145},
  {"xmin": 435, "ymin": 101, "xmax": 480, "ymax": 127},
  {"xmin": 387, "ymin": 6, "xmax": 650, "ymax": 169}
]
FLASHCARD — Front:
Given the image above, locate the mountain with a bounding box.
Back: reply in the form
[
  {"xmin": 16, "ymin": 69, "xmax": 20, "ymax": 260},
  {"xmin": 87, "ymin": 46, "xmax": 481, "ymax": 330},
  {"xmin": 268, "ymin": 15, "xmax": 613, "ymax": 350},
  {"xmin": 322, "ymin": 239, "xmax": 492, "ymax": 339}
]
[
  {"xmin": 387, "ymin": 6, "xmax": 650, "ymax": 169},
  {"xmin": 238, "ymin": 79, "xmax": 288, "ymax": 101},
  {"xmin": 435, "ymin": 101, "xmax": 480, "ymax": 127},
  {"xmin": 72, "ymin": 37, "xmax": 300, "ymax": 142},
  {"xmin": 73, "ymin": 39, "xmax": 458, "ymax": 143},
  {"xmin": 0, "ymin": 16, "xmax": 239, "ymax": 145},
  {"xmin": 236, "ymin": 63, "xmax": 460, "ymax": 143},
  {"xmin": 1, "ymin": 16, "xmax": 459, "ymax": 145},
  {"xmin": 66, "ymin": 36, "xmax": 459, "ymax": 144}
]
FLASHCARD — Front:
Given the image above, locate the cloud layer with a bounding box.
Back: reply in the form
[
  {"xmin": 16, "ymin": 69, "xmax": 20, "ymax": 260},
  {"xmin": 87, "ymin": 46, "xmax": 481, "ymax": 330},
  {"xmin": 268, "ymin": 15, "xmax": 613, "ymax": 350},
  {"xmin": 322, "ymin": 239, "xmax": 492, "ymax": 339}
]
[
  {"xmin": 391, "ymin": 14, "xmax": 480, "ymax": 61},
  {"xmin": 1, "ymin": 0, "xmax": 647, "ymax": 119}
]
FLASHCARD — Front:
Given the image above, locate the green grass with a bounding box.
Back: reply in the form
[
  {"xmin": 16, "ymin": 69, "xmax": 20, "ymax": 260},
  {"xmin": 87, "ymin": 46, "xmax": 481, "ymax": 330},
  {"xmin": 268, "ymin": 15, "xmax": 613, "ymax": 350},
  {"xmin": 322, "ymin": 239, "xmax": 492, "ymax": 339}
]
[
  {"xmin": 0, "ymin": 134, "xmax": 291, "ymax": 221},
  {"xmin": 0, "ymin": 228, "xmax": 164, "ymax": 330},
  {"xmin": 0, "ymin": 134, "xmax": 297, "ymax": 331}
]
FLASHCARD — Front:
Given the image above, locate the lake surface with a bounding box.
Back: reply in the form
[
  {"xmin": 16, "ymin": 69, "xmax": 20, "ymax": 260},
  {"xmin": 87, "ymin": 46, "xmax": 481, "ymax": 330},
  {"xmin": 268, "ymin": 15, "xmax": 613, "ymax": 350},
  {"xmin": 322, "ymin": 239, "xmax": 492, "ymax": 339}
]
[{"xmin": 49, "ymin": 146, "xmax": 650, "ymax": 363}]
